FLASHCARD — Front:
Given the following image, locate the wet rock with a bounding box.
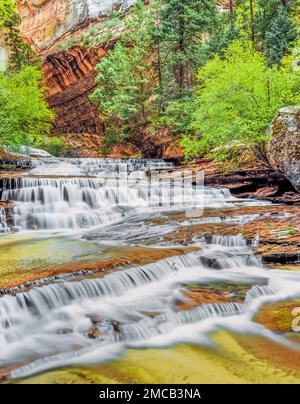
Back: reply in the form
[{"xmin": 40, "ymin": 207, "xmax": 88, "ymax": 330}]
[
  {"xmin": 88, "ymin": 328, "xmax": 102, "ymax": 339},
  {"xmin": 267, "ymin": 107, "xmax": 300, "ymax": 192},
  {"xmin": 262, "ymin": 253, "xmax": 300, "ymax": 265},
  {"xmin": 89, "ymin": 315, "xmax": 102, "ymax": 325},
  {"xmin": 111, "ymin": 320, "xmax": 122, "ymax": 333},
  {"xmin": 252, "ymin": 186, "xmax": 279, "ymax": 198},
  {"xmin": 254, "ymin": 299, "xmax": 300, "ymax": 332},
  {"xmin": 0, "ymin": 201, "xmax": 14, "ymax": 209},
  {"xmin": 191, "ymin": 158, "xmax": 298, "ymax": 204}
]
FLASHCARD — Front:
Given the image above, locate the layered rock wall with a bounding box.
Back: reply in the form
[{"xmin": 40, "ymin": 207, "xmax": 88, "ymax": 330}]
[
  {"xmin": 17, "ymin": 0, "xmax": 136, "ymax": 52},
  {"xmin": 44, "ymin": 46, "xmax": 105, "ymax": 134}
]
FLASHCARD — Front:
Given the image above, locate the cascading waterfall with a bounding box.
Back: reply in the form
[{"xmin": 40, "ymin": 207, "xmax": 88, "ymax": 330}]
[
  {"xmin": 30, "ymin": 157, "xmax": 175, "ymax": 177},
  {"xmin": 0, "ymin": 158, "xmax": 239, "ymax": 231},
  {"xmin": 0, "ymin": 208, "xmax": 8, "ymax": 233},
  {"xmin": 0, "ymin": 156, "xmax": 299, "ymax": 379},
  {"xmin": 1, "ymin": 232, "xmax": 300, "ymax": 378}
]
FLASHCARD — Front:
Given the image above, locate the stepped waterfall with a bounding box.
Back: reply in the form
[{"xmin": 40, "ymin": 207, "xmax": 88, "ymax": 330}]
[{"xmin": 0, "ymin": 157, "xmax": 300, "ymax": 380}]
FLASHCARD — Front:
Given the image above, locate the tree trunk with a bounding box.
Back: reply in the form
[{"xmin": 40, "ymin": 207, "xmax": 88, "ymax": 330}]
[
  {"xmin": 249, "ymin": 0, "xmax": 255, "ymax": 44},
  {"xmin": 178, "ymin": 16, "xmax": 185, "ymax": 92}
]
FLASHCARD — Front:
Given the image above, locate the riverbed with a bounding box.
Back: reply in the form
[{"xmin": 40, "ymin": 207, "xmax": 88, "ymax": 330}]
[{"xmin": 0, "ymin": 158, "xmax": 300, "ymax": 383}]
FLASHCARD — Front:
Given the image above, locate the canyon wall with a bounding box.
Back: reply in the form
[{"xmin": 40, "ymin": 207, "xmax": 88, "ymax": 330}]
[
  {"xmin": 17, "ymin": 0, "xmax": 136, "ymax": 52},
  {"xmin": 44, "ymin": 46, "xmax": 106, "ymax": 135}
]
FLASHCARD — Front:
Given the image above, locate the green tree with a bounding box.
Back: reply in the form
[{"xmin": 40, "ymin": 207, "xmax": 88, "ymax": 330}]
[
  {"xmin": 158, "ymin": 0, "xmax": 218, "ymax": 99},
  {"xmin": 152, "ymin": 0, "xmax": 218, "ymax": 135},
  {"xmin": 90, "ymin": 1, "xmax": 156, "ymax": 147},
  {"xmin": 0, "ymin": 66, "xmax": 55, "ymax": 147},
  {"xmin": 184, "ymin": 40, "xmax": 300, "ymax": 161},
  {"xmin": 0, "ymin": 0, "xmax": 16, "ymax": 29},
  {"xmin": 0, "ymin": 0, "xmax": 36, "ymax": 71},
  {"xmin": 266, "ymin": 5, "xmax": 298, "ymax": 65}
]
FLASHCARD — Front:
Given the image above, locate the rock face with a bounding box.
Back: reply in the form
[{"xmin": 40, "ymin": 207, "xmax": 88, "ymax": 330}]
[
  {"xmin": 17, "ymin": 0, "xmax": 136, "ymax": 52},
  {"xmin": 267, "ymin": 107, "xmax": 300, "ymax": 193},
  {"xmin": 44, "ymin": 46, "xmax": 106, "ymax": 135}
]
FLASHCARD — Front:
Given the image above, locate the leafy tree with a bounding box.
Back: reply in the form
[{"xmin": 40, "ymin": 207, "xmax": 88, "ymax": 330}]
[
  {"xmin": 0, "ymin": 0, "xmax": 36, "ymax": 71},
  {"xmin": 0, "ymin": 0, "xmax": 16, "ymax": 28},
  {"xmin": 0, "ymin": 66, "xmax": 55, "ymax": 147},
  {"xmin": 266, "ymin": 5, "xmax": 298, "ymax": 65},
  {"xmin": 90, "ymin": 1, "xmax": 156, "ymax": 146},
  {"xmin": 184, "ymin": 40, "xmax": 300, "ymax": 161}
]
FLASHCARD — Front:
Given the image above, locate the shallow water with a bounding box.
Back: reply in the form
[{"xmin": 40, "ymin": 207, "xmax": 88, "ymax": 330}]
[{"xmin": 0, "ymin": 158, "xmax": 300, "ymax": 381}]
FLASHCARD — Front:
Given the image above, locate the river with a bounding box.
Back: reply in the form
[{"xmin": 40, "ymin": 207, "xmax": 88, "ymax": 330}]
[{"xmin": 0, "ymin": 157, "xmax": 300, "ymax": 383}]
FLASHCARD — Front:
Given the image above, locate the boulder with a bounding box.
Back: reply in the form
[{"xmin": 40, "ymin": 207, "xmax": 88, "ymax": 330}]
[{"xmin": 266, "ymin": 107, "xmax": 300, "ymax": 192}]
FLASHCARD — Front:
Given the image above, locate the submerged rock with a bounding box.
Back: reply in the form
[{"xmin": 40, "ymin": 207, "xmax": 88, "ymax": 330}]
[{"xmin": 267, "ymin": 107, "xmax": 300, "ymax": 192}]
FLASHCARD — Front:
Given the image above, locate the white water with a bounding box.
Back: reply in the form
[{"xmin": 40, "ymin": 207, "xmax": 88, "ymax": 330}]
[
  {"xmin": 0, "ymin": 157, "xmax": 299, "ymax": 379},
  {"xmin": 1, "ymin": 234, "xmax": 299, "ymax": 379},
  {"xmin": 0, "ymin": 208, "xmax": 9, "ymax": 233},
  {"xmin": 1, "ymin": 158, "xmax": 241, "ymax": 231},
  {"xmin": 5, "ymin": 145, "xmax": 52, "ymax": 158}
]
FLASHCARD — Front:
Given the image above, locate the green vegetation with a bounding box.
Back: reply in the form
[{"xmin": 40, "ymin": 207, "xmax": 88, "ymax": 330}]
[
  {"xmin": 0, "ymin": 66, "xmax": 54, "ymax": 147},
  {"xmin": 183, "ymin": 40, "xmax": 300, "ymax": 161},
  {"xmin": 90, "ymin": 1, "xmax": 156, "ymax": 146},
  {"xmin": 91, "ymin": 0, "xmax": 299, "ymax": 159},
  {"xmin": 155, "ymin": 0, "xmax": 218, "ymax": 129},
  {"xmin": 266, "ymin": 5, "xmax": 298, "ymax": 65},
  {"xmin": 0, "ymin": 1, "xmax": 54, "ymax": 149},
  {"xmin": 82, "ymin": 11, "xmax": 123, "ymax": 48},
  {"xmin": 0, "ymin": 0, "xmax": 37, "ymax": 71},
  {"xmin": 0, "ymin": 0, "xmax": 299, "ymax": 159},
  {"xmin": 36, "ymin": 137, "xmax": 78, "ymax": 157}
]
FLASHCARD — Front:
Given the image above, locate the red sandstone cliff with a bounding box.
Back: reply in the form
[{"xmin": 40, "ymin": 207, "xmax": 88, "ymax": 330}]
[{"xmin": 44, "ymin": 46, "xmax": 106, "ymax": 135}]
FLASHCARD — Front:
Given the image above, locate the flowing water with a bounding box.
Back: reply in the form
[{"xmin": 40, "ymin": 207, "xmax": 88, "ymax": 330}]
[{"xmin": 0, "ymin": 157, "xmax": 300, "ymax": 380}]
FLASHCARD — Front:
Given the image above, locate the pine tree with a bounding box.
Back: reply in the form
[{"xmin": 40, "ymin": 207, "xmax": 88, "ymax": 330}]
[
  {"xmin": 158, "ymin": 0, "xmax": 218, "ymax": 100},
  {"xmin": 266, "ymin": 5, "xmax": 298, "ymax": 65},
  {"xmin": 0, "ymin": 0, "xmax": 37, "ymax": 71}
]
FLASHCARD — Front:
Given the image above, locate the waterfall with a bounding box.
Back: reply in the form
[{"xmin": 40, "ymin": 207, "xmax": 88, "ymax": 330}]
[
  {"xmin": 120, "ymin": 302, "xmax": 244, "ymax": 340},
  {"xmin": 0, "ymin": 252, "xmax": 202, "ymax": 338},
  {"xmin": 4, "ymin": 145, "xmax": 52, "ymax": 158},
  {"xmin": 30, "ymin": 157, "xmax": 174, "ymax": 177},
  {"xmin": 244, "ymin": 285, "xmax": 277, "ymax": 305},
  {"xmin": 1, "ymin": 157, "xmax": 295, "ymax": 380},
  {"xmin": 210, "ymin": 235, "xmax": 249, "ymax": 247},
  {"xmin": 0, "ymin": 224, "xmax": 299, "ymax": 378},
  {"xmin": 0, "ymin": 158, "xmax": 237, "ymax": 231},
  {"xmin": 0, "ymin": 231, "xmax": 291, "ymax": 378},
  {"xmin": 0, "ymin": 207, "xmax": 8, "ymax": 233}
]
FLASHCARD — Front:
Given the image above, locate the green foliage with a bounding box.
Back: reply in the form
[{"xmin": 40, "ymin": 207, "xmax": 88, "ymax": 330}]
[
  {"xmin": 184, "ymin": 40, "xmax": 300, "ymax": 161},
  {"xmin": 0, "ymin": 0, "xmax": 17, "ymax": 30},
  {"xmin": 0, "ymin": 66, "xmax": 55, "ymax": 147},
  {"xmin": 82, "ymin": 12, "xmax": 123, "ymax": 48},
  {"xmin": 0, "ymin": 0, "xmax": 37, "ymax": 71},
  {"xmin": 266, "ymin": 5, "xmax": 298, "ymax": 65},
  {"xmin": 91, "ymin": 1, "xmax": 156, "ymax": 148},
  {"xmin": 157, "ymin": 0, "xmax": 218, "ymax": 101},
  {"xmin": 90, "ymin": 0, "xmax": 299, "ymax": 160},
  {"xmin": 56, "ymin": 37, "xmax": 77, "ymax": 52},
  {"xmin": 41, "ymin": 137, "xmax": 66, "ymax": 157},
  {"xmin": 35, "ymin": 136, "xmax": 78, "ymax": 157}
]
